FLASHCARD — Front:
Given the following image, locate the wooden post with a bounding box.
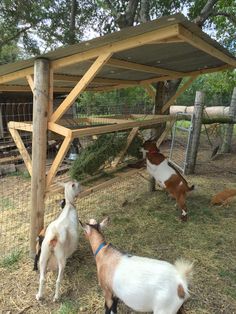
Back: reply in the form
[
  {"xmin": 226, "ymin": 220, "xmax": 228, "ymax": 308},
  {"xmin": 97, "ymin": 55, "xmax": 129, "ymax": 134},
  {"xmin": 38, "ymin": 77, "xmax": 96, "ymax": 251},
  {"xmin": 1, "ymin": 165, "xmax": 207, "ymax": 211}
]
[
  {"xmin": 30, "ymin": 58, "xmax": 50, "ymax": 257},
  {"xmin": 0, "ymin": 107, "xmax": 3, "ymax": 138},
  {"xmin": 221, "ymin": 87, "xmax": 236, "ymax": 153},
  {"xmin": 185, "ymin": 91, "xmax": 205, "ymax": 174}
]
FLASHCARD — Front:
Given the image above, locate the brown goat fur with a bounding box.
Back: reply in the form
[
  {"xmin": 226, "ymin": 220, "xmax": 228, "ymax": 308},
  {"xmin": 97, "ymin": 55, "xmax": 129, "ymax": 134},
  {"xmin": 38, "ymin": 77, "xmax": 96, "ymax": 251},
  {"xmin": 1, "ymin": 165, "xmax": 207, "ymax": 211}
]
[
  {"xmin": 142, "ymin": 141, "xmax": 194, "ymax": 221},
  {"xmin": 211, "ymin": 189, "xmax": 236, "ymax": 205}
]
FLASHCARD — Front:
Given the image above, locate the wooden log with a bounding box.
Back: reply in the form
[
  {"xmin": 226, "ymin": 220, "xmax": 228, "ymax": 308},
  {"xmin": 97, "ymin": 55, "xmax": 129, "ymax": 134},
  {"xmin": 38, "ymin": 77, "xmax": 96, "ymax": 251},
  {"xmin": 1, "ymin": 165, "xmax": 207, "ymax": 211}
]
[
  {"xmin": 30, "ymin": 58, "xmax": 50, "ymax": 257},
  {"xmin": 185, "ymin": 91, "xmax": 204, "ymax": 174},
  {"xmin": 221, "ymin": 87, "xmax": 236, "ymax": 153},
  {"xmin": 170, "ymin": 105, "xmax": 234, "ymax": 124}
]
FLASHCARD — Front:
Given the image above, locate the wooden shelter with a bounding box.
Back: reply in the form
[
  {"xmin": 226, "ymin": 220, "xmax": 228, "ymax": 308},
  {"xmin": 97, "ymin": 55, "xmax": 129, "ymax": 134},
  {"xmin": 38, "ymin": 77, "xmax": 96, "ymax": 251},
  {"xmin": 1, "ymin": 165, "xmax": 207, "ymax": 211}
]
[{"xmin": 0, "ymin": 13, "xmax": 235, "ymax": 255}]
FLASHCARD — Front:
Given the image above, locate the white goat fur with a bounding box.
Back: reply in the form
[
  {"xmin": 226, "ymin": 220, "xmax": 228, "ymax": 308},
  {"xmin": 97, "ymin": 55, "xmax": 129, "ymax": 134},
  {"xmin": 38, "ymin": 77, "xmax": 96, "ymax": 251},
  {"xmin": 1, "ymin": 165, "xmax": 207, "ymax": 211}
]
[
  {"xmin": 36, "ymin": 180, "xmax": 80, "ymax": 301},
  {"xmin": 84, "ymin": 218, "xmax": 193, "ymax": 314}
]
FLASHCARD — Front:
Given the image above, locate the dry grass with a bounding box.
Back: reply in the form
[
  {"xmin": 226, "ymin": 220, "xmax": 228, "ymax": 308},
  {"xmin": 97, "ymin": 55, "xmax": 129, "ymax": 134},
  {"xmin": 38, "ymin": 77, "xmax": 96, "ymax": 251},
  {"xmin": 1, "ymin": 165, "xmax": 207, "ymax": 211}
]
[{"xmin": 0, "ymin": 146, "xmax": 236, "ymax": 313}]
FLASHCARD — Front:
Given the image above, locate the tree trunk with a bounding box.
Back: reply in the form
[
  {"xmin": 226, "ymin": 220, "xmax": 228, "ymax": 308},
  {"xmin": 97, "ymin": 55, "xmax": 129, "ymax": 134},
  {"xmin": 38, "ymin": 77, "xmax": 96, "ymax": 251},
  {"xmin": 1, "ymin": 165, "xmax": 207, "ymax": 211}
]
[
  {"xmin": 151, "ymin": 79, "xmax": 181, "ymax": 139},
  {"xmin": 68, "ymin": 0, "xmax": 77, "ymax": 44}
]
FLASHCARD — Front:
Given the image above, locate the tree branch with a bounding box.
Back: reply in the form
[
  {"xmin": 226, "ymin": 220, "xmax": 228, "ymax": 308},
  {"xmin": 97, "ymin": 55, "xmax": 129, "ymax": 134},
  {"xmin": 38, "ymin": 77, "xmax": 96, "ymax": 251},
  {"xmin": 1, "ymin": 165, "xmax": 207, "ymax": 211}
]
[
  {"xmin": 139, "ymin": 0, "xmax": 150, "ymax": 23},
  {"xmin": 194, "ymin": 0, "xmax": 219, "ymax": 28},
  {"xmin": 116, "ymin": 0, "xmax": 139, "ymax": 28},
  {"xmin": 210, "ymin": 11, "xmax": 236, "ymax": 25},
  {"xmin": 0, "ymin": 25, "xmax": 32, "ymax": 46}
]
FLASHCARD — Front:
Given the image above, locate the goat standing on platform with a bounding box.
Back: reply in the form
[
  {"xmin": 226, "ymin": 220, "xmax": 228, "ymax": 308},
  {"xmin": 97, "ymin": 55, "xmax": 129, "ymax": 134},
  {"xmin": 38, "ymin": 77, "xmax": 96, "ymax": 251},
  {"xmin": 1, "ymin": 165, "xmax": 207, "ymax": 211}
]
[
  {"xmin": 141, "ymin": 141, "xmax": 194, "ymax": 221},
  {"xmin": 36, "ymin": 180, "xmax": 81, "ymax": 302},
  {"xmin": 80, "ymin": 217, "xmax": 193, "ymax": 314}
]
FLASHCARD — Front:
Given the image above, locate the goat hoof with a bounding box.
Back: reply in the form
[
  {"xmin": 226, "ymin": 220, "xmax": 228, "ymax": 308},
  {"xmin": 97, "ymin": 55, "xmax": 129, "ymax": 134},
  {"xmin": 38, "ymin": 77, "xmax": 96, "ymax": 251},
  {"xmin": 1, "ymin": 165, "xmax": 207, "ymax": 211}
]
[
  {"xmin": 36, "ymin": 293, "xmax": 42, "ymax": 301},
  {"xmin": 53, "ymin": 295, "xmax": 60, "ymax": 302},
  {"xmin": 181, "ymin": 215, "xmax": 188, "ymax": 222}
]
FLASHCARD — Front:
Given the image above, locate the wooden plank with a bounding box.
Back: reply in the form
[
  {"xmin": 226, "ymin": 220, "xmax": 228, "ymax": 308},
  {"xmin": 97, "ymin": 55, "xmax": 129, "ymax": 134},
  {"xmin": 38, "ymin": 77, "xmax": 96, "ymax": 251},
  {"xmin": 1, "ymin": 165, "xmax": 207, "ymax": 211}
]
[
  {"xmin": 112, "ymin": 127, "xmax": 139, "ymax": 167},
  {"xmin": 50, "ymin": 52, "xmax": 112, "ymax": 123},
  {"xmin": 51, "ymin": 25, "xmax": 179, "ymax": 70},
  {"xmin": 140, "ymin": 64, "xmax": 232, "ymax": 85},
  {"xmin": 0, "ymin": 84, "xmax": 73, "ymax": 93},
  {"xmin": 46, "ymin": 136, "xmax": 73, "ymax": 189},
  {"xmin": 30, "ymin": 59, "xmax": 50, "ymax": 256},
  {"xmin": 150, "ymin": 36, "xmax": 184, "ymax": 44},
  {"xmin": 48, "ymin": 68, "xmax": 54, "ymax": 117},
  {"xmin": 48, "ymin": 122, "xmax": 72, "ymax": 137},
  {"xmin": 8, "ymin": 127, "xmax": 32, "ymax": 175},
  {"xmin": 0, "ymin": 154, "xmax": 23, "ymax": 164},
  {"xmin": 107, "ymin": 58, "xmax": 182, "ymax": 76},
  {"xmin": 161, "ymin": 76, "xmax": 197, "ymax": 113},
  {"xmin": 178, "ymin": 25, "xmax": 236, "ymax": 68},
  {"xmin": 8, "ymin": 121, "xmax": 33, "ymax": 132},
  {"xmin": 26, "ymin": 75, "xmax": 34, "ymax": 92},
  {"xmin": 0, "ymin": 107, "xmax": 4, "ymax": 138},
  {"xmin": 0, "ymin": 85, "xmax": 31, "ymax": 92},
  {"xmin": 54, "ymin": 73, "xmax": 139, "ymax": 85},
  {"xmin": 87, "ymin": 83, "xmax": 137, "ymax": 92},
  {"xmin": 87, "ymin": 117, "xmax": 130, "ymax": 124},
  {"xmin": 143, "ymin": 84, "xmax": 156, "ymax": 101},
  {"xmin": 71, "ymin": 115, "xmax": 173, "ymax": 138},
  {"xmin": 156, "ymin": 119, "xmax": 176, "ymax": 147},
  {"xmin": 0, "ymin": 67, "xmax": 34, "ymax": 85},
  {"xmin": 76, "ymin": 168, "xmax": 142, "ymax": 198}
]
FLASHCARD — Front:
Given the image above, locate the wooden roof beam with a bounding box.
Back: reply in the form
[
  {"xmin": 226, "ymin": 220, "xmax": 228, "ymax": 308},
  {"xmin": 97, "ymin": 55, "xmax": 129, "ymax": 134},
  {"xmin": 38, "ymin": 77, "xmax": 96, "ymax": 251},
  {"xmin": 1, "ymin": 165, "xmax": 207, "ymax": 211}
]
[
  {"xmin": 26, "ymin": 75, "xmax": 34, "ymax": 92},
  {"xmin": 71, "ymin": 115, "xmax": 174, "ymax": 138},
  {"xmin": 0, "ymin": 67, "xmax": 34, "ymax": 85},
  {"xmin": 51, "ymin": 25, "xmax": 179, "ymax": 70},
  {"xmin": 106, "ymin": 58, "xmax": 182, "ymax": 76},
  {"xmin": 161, "ymin": 75, "xmax": 197, "ymax": 113},
  {"xmin": 54, "ymin": 73, "xmax": 139, "ymax": 85},
  {"xmin": 0, "ymin": 84, "xmax": 72, "ymax": 93},
  {"xmin": 177, "ymin": 25, "xmax": 236, "ymax": 68},
  {"xmin": 50, "ymin": 52, "xmax": 112, "ymax": 123},
  {"xmin": 140, "ymin": 64, "xmax": 233, "ymax": 85}
]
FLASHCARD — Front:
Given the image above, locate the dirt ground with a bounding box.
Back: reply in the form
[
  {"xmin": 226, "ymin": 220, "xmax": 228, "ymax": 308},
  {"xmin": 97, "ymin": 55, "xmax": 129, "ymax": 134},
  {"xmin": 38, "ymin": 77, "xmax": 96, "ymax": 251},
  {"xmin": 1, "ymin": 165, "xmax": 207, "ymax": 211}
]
[{"xmin": 0, "ymin": 139, "xmax": 236, "ymax": 314}]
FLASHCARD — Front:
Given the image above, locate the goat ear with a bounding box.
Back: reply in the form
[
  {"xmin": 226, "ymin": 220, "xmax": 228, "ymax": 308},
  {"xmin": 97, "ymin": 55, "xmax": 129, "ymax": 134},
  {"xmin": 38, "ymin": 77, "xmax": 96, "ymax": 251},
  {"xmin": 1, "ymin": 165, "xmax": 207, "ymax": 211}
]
[
  {"xmin": 99, "ymin": 217, "xmax": 109, "ymax": 229},
  {"xmin": 79, "ymin": 220, "xmax": 91, "ymax": 235}
]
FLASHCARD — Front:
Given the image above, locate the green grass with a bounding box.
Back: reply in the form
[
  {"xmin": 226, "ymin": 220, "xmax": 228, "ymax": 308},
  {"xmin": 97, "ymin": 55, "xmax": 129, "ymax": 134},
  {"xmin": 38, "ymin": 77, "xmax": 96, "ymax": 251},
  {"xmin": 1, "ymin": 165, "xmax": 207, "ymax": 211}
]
[
  {"xmin": 1, "ymin": 197, "xmax": 14, "ymax": 210},
  {"xmin": 6, "ymin": 169, "xmax": 30, "ymax": 179},
  {"xmin": 0, "ymin": 250, "xmax": 22, "ymax": 268},
  {"xmin": 55, "ymin": 301, "xmax": 80, "ymax": 314}
]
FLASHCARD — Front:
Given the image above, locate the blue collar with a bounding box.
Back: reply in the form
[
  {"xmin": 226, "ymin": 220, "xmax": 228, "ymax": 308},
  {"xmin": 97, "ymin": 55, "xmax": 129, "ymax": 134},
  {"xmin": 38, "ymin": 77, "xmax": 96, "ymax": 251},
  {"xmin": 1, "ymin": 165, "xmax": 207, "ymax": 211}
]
[{"xmin": 94, "ymin": 242, "xmax": 107, "ymax": 257}]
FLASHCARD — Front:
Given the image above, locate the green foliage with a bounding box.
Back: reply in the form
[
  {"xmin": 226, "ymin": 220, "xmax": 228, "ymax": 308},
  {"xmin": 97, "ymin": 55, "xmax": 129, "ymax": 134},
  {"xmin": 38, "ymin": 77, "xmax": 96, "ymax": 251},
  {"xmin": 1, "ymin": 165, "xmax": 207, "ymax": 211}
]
[
  {"xmin": 55, "ymin": 301, "xmax": 79, "ymax": 314},
  {"xmin": 77, "ymin": 87, "xmax": 152, "ymax": 115},
  {"xmin": 189, "ymin": 0, "xmax": 236, "ymax": 52},
  {"xmin": 176, "ymin": 70, "xmax": 236, "ymax": 106},
  {"xmin": 1, "ymin": 197, "xmax": 14, "ymax": 210},
  {"xmin": 0, "ymin": 250, "xmax": 22, "ymax": 268},
  {"xmin": 70, "ymin": 132, "xmax": 142, "ymax": 180}
]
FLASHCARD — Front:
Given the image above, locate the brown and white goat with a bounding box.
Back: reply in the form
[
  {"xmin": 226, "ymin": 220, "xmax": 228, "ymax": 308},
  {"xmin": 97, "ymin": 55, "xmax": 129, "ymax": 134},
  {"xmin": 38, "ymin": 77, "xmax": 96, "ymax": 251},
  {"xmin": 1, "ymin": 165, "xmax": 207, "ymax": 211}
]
[
  {"xmin": 80, "ymin": 217, "xmax": 193, "ymax": 314},
  {"xmin": 36, "ymin": 180, "xmax": 81, "ymax": 302},
  {"xmin": 141, "ymin": 141, "xmax": 194, "ymax": 221}
]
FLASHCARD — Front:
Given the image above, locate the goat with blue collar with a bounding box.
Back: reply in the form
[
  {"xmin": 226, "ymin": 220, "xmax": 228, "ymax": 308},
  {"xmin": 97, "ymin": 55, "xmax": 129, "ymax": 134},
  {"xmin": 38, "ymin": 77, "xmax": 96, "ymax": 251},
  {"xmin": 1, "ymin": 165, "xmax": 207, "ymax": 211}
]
[{"xmin": 80, "ymin": 217, "xmax": 193, "ymax": 314}]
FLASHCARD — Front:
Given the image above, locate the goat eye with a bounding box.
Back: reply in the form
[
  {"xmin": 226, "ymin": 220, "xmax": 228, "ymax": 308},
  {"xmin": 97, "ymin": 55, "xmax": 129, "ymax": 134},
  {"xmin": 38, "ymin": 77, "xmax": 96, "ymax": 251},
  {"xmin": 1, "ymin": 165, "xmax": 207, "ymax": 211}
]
[{"xmin": 72, "ymin": 183, "xmax": 75, "ymax": 188}]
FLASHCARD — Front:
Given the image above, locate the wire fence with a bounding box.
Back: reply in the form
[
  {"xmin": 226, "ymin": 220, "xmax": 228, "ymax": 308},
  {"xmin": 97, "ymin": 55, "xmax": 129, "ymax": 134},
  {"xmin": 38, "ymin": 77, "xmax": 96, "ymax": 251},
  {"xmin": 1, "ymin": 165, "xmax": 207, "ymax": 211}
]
[{"xmin": 0, "ymin": 100, "xmax": 233, "ymax": 261}]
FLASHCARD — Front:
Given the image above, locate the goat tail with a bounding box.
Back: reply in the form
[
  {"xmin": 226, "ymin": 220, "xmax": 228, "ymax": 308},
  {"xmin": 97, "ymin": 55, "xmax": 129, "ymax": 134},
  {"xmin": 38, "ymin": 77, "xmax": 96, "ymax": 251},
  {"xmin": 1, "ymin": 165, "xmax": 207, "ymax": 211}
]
[{"xmin": 175, "ymin": 259, "xmax": 193, "ymax": 284}]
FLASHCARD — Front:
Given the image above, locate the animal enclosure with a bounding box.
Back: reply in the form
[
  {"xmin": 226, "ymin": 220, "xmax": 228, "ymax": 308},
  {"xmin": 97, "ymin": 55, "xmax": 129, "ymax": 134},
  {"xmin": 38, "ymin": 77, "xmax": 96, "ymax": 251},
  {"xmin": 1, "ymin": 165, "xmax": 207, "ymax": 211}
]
[{"xmin": 0, "ymin": 105, "xmax": 231, "ymax": 260}]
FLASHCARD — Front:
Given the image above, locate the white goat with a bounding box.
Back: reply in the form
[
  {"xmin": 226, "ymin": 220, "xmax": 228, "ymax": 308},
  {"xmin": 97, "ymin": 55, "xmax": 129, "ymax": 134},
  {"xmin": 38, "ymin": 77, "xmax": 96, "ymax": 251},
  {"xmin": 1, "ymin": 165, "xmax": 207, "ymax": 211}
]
[
  {"xmin": 81, "ymin": 217, "xmax": 193, "ymax": 314},
  {"xmin": 36, "ymin": 180, "xmax": 81, "ymax": 301}
]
